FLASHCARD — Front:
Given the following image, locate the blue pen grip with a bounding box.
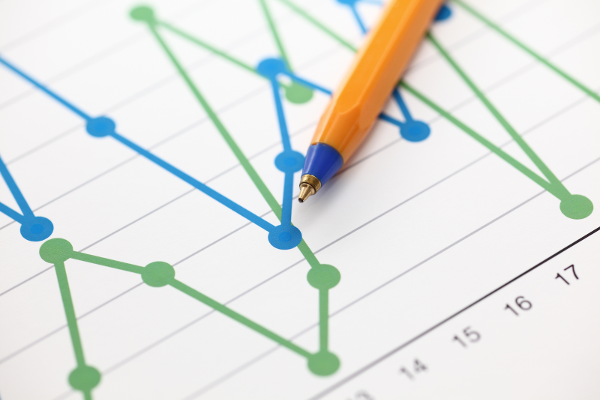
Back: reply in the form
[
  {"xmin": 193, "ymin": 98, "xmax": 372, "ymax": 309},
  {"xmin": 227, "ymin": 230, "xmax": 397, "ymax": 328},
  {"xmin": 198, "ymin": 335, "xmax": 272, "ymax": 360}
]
[{"xmin": 302, "ymin": 143, "xmax": 343, "ymax": 186}]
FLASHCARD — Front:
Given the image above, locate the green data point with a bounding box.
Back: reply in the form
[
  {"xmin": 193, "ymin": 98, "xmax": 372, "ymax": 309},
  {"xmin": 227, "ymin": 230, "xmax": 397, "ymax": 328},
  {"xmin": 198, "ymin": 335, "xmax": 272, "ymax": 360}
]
[
  {"xmin": 130, "ymin": 6, "xmax": 156, "ymax": 24},
  {"xmin": 308, "ymin": 351, "xmax": 340, "ymax": 376},
  {"xmin": 142, "ymin": 261, "xmax": 175, "ymax": 287},
  {"xmin": 307, "ymin": 264, "xmax": 340, "ymax": 290},
  {"xmin": 39, "ymin": 238, "xmax": 73, "ymax": 263},
  {"xmin": 560, "ymin": 194, "xmax": 593, "ymax": 220},
  {"xmin": 68, "ymin": 365, "xmax": 101, "ymax": 391},
  {"xmin": 285, "ymin": 82, "xmax": 314, "ymax": 104}
]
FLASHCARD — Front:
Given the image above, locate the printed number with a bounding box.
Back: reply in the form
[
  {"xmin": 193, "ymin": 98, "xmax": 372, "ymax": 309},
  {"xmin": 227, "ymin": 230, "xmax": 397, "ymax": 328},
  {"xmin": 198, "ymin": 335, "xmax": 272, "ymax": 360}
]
[
  {"xmin": 346, "ymin": 391, "xmax": 375, "ymax": 400},
  {"xmin": 504, "ymin": 296, "xmax": 532, "ymax": 316},
  {"xmin": 399, "ymin": 359, "xmax": 428, "ymax": 381},
  {"xmin": 556, "ymin": 264, "xmax": 578, "ymax": 285},
  {"xmin": 452, "ymin": 327, "xmax": 480, "ymax": 348}
]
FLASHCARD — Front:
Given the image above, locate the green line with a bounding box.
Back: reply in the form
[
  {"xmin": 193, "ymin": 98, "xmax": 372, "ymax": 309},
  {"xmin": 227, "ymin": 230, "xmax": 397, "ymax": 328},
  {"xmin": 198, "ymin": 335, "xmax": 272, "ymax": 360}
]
[
  {"xmin": 297, "ymin": 241, "xmax": 320, "ymax": 269},
  {"xmin": 158, "ymin": 21, "xmax": 257, "ymax": 74},
  {"xmin": 319, "ymin": 289, "xmax": 329, "ymax": 351},
  {"xmin": 452, "ymin": 0, "xmax": 600, "ymax": 103},
  {"xmin": 170, "ymin": 279, "xmax": 312, "ymax": 358},
  {"xmin": 427, "ymin": 33, "xmax": 570, "ymax": 199},
  {"xmin": 148, "ymin": 21, "xmax": 328, "ymax": 268},
  {"xmin": 400, "ymin": 81, "xmax": 556, "ymax": 193},
  {"xmin": 281, "ymin": 2, "xmax": 577, "ymax": 200},
  {"xmin": 156, "ymin": 20, "xmax": 293, "ymax": 93},
  {"xmin": 148, "ymin": 18, "xmax": 328, "ymax": 357},
  {"xmin": 70, "ymin": 252, "xmax": 145, "ymax": 274},
  {"xmin": 54, "ymin": 261, "xmax": 86, "ymax": 366},
  {"xmin": 148, "ymin": 23, "xmax": 283, "ymax": 218},
  {"xmin": 275, "ymin": 0, "xmax": 357, "ymax": 52},
  {"xmin": 259, "ymin": 0, "xmax": 292, "ymax": 69}
]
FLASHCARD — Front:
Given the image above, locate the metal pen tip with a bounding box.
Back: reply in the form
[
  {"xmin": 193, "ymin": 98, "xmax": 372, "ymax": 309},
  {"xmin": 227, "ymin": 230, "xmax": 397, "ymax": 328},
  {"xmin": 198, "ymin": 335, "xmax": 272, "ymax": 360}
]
[{"xmin": 298, "ymin": 183, "xmax": 315, "ymax": 203}]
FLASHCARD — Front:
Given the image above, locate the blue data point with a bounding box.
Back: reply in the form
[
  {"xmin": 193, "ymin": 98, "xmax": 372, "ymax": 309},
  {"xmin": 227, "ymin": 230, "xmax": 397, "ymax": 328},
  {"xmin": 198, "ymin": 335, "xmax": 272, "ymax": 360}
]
[
  {"xmin": 256, "ymin": 58, "xmax": 288, "ymax": 79},
  {"xmin": 400, "ymin": 120, "xmax": 430, "ymax": 142},
  {"xmin": 435, "ymin": 3, "xmax": 452, "ymax": 21},
  {"xmin": 20, "ymin": 216, "xmax": 53, "ymax": 242},
  {"xmin": 275, "ymin": 151, "xmax": 304, "ymax": 173},
  {"xmin": 86, "ymin": 117, "xmax": 116, "ymax": 138},
  {"xmin": 336, "ymin": 0, "xmax": 359, "ymax": 5},
  {"xmin": 268, "ymin": 224, "xmax": 302, "ymax": 250}
]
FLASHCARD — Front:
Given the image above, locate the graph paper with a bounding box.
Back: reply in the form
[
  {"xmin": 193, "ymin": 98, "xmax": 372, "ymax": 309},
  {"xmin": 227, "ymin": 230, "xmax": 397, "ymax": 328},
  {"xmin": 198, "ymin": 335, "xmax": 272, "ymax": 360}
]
[{"xmin": 0, "ymin": 0, "xmax": 599, "ymax": 399}]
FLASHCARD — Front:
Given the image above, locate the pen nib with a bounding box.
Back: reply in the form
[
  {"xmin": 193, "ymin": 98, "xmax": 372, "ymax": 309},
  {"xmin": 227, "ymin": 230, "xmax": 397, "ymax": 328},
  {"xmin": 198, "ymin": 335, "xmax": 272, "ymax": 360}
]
[{"xmin": 298, "ymin": 183, "xmax": 315, "ymax": 203}]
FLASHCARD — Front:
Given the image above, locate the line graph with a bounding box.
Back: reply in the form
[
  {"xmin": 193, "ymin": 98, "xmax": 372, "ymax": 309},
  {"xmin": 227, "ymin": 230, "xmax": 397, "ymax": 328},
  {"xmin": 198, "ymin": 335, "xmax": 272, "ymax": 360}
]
[{"xmin": 0, "ymin": 0, "xmax": 597, "ymax": 399}]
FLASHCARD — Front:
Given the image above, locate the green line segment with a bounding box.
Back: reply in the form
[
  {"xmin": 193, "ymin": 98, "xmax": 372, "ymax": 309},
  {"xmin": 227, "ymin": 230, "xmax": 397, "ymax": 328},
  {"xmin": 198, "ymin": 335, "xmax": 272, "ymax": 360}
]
[
  {"xmin": 452, "ymin": 0, "xmax": 600, "ymax": 103},
  {"xmin": 427, "ymin": 33, "xmax": 570, "ymax": 199},
  {"xmin": 54, "ymin": 261, "xmax": 86, "ymax": 367},
  {"xmin": 259, "ymin": 0, "xmax": 292, "ymax": 69},
  {"xmin": 280, "ymin": 0, "xmax": 592, "ymax": 219},
  {"xmin": 170, "ymin": 279, "xmax": 311, "ymax": 357}
]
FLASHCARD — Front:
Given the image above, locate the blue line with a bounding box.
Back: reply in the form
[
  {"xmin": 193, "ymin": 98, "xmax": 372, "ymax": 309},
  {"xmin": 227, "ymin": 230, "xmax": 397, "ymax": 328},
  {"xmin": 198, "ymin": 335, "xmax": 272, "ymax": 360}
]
[
  {"xmin": 0, "ymin": 202, "xmax": 24, "ymax": 223},
  {"xmin": 269, "ymin": 78, "xmax": 292, "ymax": 152},
  {"xmin": 392, "ymin": 87, "xmax": 414, "ymax": 122},
  {"xmin": 0, "ymin": 55, "xmax": 91, "ymax": 121},
  {"xmin": 110, "ymin": 132, "xmax": 276, "ymax": 232},
  {"xmin": 378, "ymin": 112, "xmax": 405, "ymax": 127},
  {"xmin": 0, "ymin": 152, "xmax": 34, "ymax": 217},
  {"xmin": 350, "ymin": 3, "xmax": 367, "ymax": 34},
  {"xmin": 281, "ymin": 171, "xmax": 294, "ymax": 226},
  {"xmin": 0, "ymin": 55, "xmax": 278, "ymax": 233}
]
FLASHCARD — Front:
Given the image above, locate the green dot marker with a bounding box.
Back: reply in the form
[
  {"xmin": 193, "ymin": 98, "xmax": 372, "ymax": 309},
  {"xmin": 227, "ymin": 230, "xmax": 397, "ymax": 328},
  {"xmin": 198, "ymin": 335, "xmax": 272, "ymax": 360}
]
[
  {"xmin": 68, "ymin": 365, "xmax": 101, "ymax": 391},
  {"xmin": 39, "ymin": 238, "xmax": 73, "ymax": 263},
  {"xmin": 560, "ymin": 194, "xmax": 593, "ymax": 220},
  {"xmin": 307, "ymin": 264, "xmax": 340, "ymax": 290},
  {"xmin": 142, "ymin": 261, "xmax": 175, "ymax": 287},
  {"xmin": 308, "ymin": 351, "xmax": 340, "ymax": 376},
  {"xmin": 285, "ymin": 82, "xmax": 313, "ymax": 104},
  {"xmin": 130, "ymin": 6, "xmax": 156, "ymax": 24}
]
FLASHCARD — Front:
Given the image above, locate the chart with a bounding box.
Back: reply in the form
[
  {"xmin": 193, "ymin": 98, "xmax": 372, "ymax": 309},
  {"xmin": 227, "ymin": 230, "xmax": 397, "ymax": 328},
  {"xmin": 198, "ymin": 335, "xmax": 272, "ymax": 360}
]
[{"xmin": 0, "ymin": 0, "xmax": 599, "ymax": 399}]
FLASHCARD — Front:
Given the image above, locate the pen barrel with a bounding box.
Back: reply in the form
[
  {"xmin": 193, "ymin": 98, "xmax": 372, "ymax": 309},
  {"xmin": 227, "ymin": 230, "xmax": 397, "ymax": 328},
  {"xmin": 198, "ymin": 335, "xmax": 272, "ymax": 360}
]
[{"xmin": 311, "ymin": 0, "xmax": 443, "ymax": 162}]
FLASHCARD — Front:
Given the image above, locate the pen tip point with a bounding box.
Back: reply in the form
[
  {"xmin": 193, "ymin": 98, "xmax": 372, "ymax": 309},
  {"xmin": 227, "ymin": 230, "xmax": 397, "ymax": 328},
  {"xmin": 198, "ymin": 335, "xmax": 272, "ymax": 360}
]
[{"xmin": 298, "ymin": 183, "xmax": 315, "ymax": 203}]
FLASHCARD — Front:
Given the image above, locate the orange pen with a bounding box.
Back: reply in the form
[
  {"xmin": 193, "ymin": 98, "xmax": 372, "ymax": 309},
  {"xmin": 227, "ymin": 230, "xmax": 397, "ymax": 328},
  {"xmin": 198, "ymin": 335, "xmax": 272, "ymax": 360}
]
[{"xmin": 298, "ymin": 0, "xmax": 444, "ymax": 202}]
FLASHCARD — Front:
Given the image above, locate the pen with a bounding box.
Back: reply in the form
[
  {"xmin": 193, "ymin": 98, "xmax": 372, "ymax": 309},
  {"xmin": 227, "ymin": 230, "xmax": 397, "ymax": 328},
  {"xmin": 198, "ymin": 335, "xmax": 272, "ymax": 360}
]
[{"xmin": 298, "ymin": 0, "xmax": 444, "ymax": 203}]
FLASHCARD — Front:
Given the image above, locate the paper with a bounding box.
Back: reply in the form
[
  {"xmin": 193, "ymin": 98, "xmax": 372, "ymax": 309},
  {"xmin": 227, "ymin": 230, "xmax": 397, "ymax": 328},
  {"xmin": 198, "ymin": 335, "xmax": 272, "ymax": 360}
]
[{"xmin": 0, "ymin": 0, "xmax": 599, "ymax": 399}]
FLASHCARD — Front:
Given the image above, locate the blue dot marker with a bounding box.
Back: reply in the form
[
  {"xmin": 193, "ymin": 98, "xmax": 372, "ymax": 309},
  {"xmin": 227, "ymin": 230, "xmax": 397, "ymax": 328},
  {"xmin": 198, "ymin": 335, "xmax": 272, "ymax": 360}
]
[
  {"xmin": 435, "ymin": 3, "xmax": 452, "ymax": 21},
  {"xmin": 20, "ymin": 216, "xmax": 53, "ymax": 242},
  {"xmin": 400, "ymin": 120, "xmax": 430, "ymax": 142},
  {"xmin": 275, "ymin": 151, "xmax": 304, "ymax": 173},
  {"xmin": 268, "ymin": 225, "xmax": 302, "ymax": 250},
  {"xmin": 86, "ymin": 117, "xmax": 116, "ymax": 137},
  {"xmin": 256, "ymin": 58, "xmax": 288, "ymax": 79}
]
